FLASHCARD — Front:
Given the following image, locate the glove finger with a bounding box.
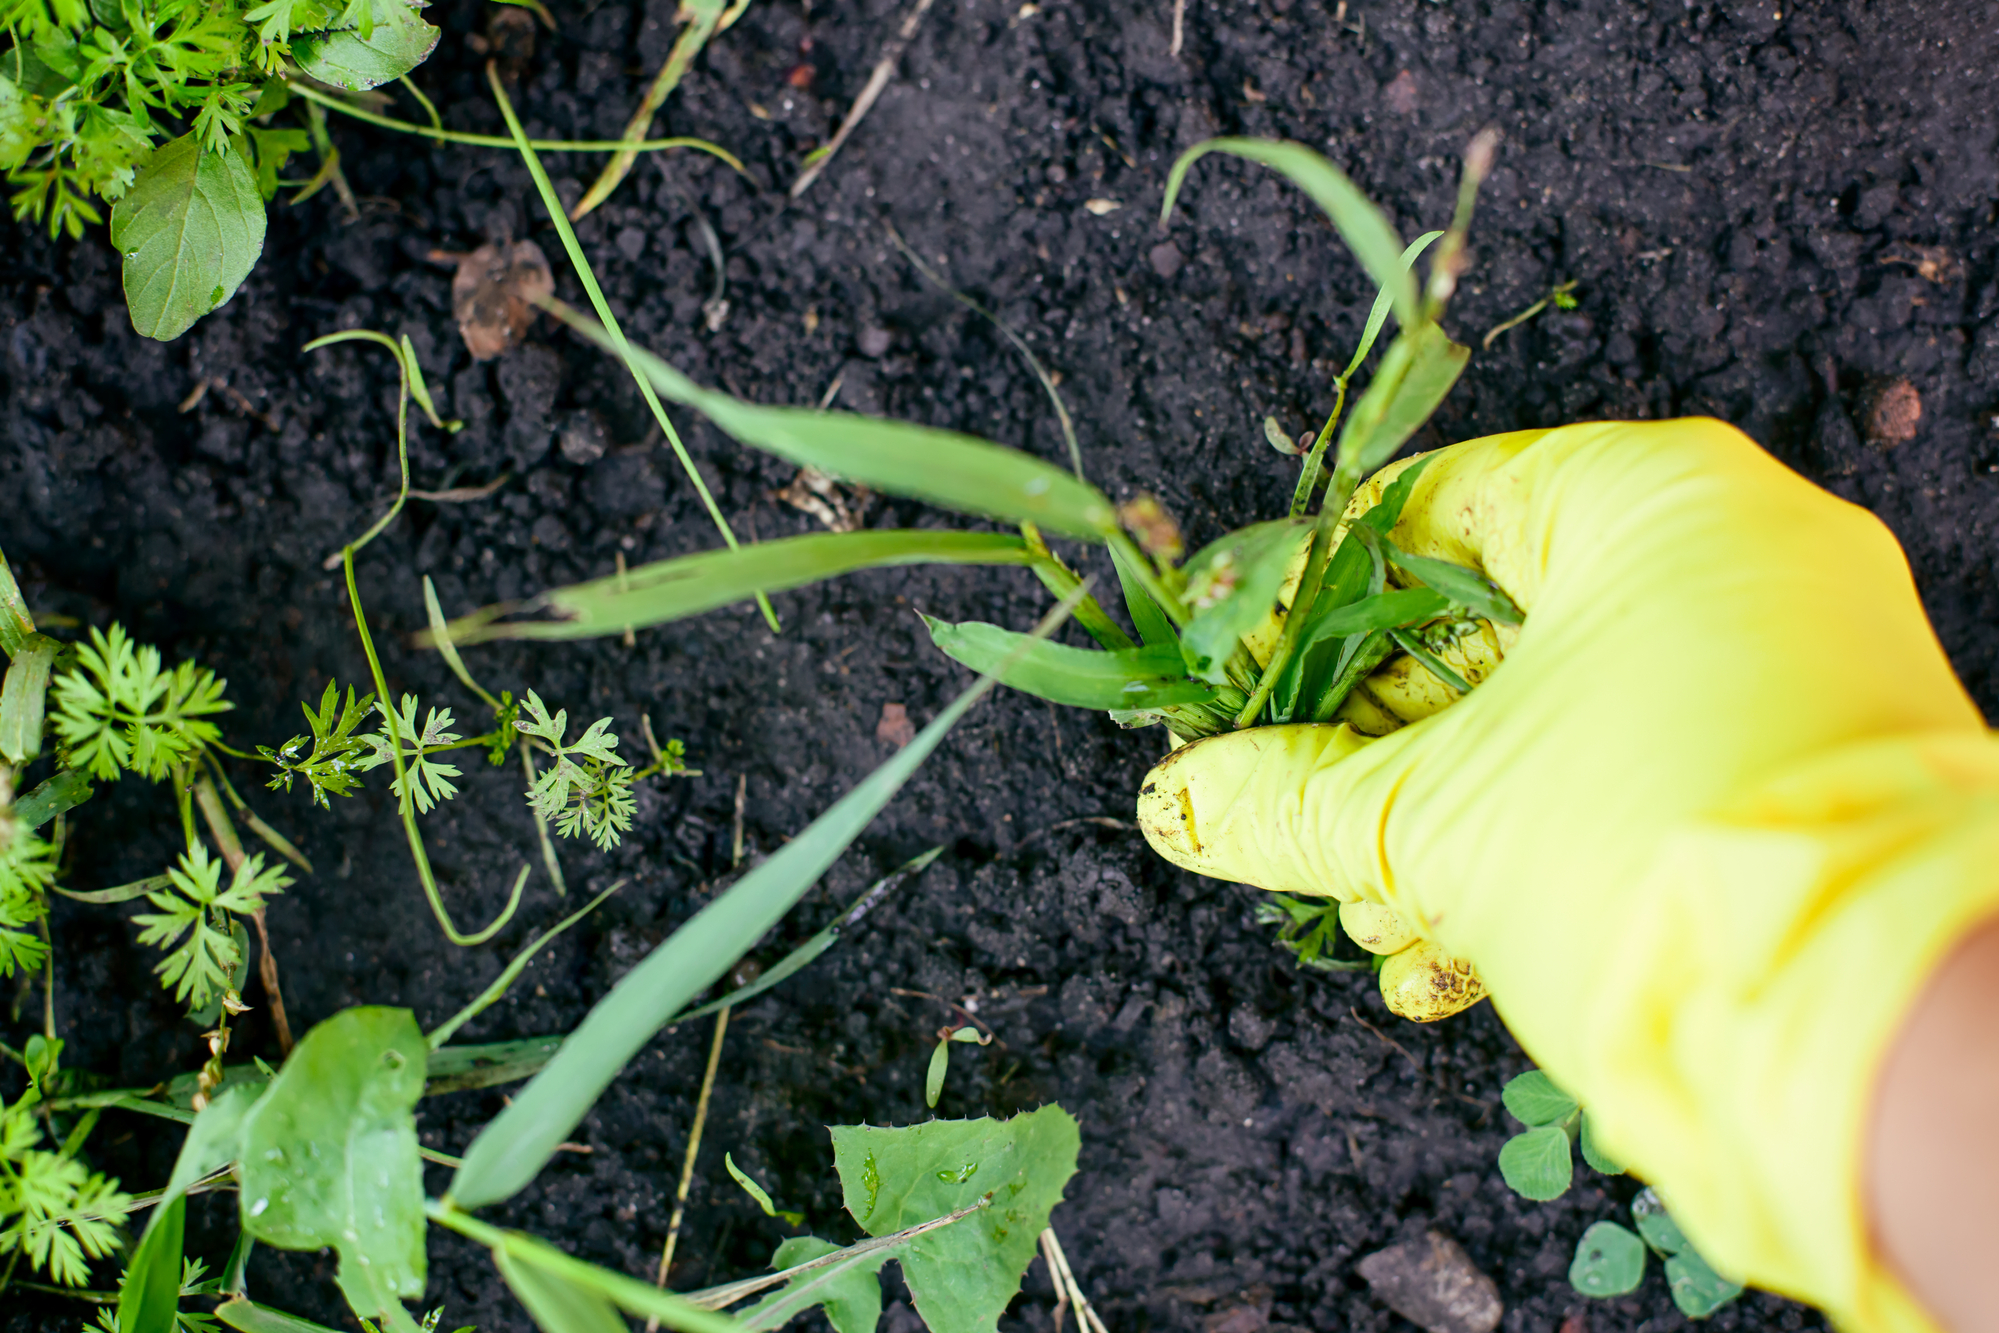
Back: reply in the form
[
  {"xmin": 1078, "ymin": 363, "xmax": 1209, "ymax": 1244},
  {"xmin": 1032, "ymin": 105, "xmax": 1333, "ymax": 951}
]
[{"xmin": 1136, "ymin": 720, "xmax": 1443, "ymax": 908}]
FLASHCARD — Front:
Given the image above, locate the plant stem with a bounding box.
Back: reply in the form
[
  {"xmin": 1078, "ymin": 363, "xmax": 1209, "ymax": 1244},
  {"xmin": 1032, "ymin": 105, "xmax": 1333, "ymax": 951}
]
[
  {"xmin": 193, "ymin": 773, "xmax": 295, "ymax": 1054},
  {"xmin": 282, "ymin": 79, "xmax": 748, "ymax": 167},
  {"xmin": 308, "ymin": 330, "xmax": 411, "ymax": 570},
  {"xmin": 569, "ymin": 0, "xmax": 726, "ymax": 220},
  {"xmin": 648, "ymin": 1006, "xmax": 730, "ymax": 1330},
  {"xmin": 1289, "ymin": 379, "xmax": 1349, "ymax": 518},
  {"xmin": 343, "ymin": 549, "xmax": 523, "ymax": 946},
  {"xmin": 485, "ymin": 62, "xmax": 780, "ymax": 634}
]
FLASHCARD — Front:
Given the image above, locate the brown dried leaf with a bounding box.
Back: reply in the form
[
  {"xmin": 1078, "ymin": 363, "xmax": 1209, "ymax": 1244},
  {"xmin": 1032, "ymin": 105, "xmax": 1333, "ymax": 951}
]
[
  {"xmin": 775, "ymin": 465, "xmax": 869, "ymax": 532},
  {"xmin": 445, "ymin": 240, "xmax": 554, "ymax": 361}
]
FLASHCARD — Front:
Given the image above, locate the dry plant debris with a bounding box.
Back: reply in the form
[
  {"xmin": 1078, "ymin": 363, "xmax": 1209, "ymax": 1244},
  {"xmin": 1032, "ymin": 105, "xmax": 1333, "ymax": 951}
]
[{"xmin": 441, "ymin": 239, "xmax": 555, "ymax": 361}]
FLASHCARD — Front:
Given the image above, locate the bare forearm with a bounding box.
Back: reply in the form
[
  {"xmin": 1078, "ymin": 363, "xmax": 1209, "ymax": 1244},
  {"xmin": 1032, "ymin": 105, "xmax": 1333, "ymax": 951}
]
[{"xmin": 1867, "ymin": 914, "xmax": 1999, "ymax": 1333}]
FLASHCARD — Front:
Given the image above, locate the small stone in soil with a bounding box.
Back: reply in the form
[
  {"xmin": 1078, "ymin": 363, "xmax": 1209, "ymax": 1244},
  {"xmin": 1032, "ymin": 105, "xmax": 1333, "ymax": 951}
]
[
  {"xmin": 877, "ymin": 703, "xmax": 916, "ymax": 748},
  {"xmin": 1149, "ymin": 241, "xmax": 1184, "ymax": 279},
  {"xmin": 1356, "ymin": 1231, "xmax": 1503, "ymax": 1333},
  {"xmin": 1862, "ymin": 377, "xmax": 1922, "ymax": 447}
]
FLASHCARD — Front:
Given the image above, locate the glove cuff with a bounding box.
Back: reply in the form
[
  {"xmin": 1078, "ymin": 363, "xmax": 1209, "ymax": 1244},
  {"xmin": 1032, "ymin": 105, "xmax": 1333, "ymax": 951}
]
[{"xmin": 1579, "ymin": 729, "xmax": 1999, "ymax": 1333}]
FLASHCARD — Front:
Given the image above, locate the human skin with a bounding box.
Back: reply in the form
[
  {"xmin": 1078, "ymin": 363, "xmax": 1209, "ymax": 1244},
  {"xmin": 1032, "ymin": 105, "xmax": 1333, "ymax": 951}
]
[{"xmin": 1868, "ymin": 913, "xmax": 1999, "ymax": 1333}]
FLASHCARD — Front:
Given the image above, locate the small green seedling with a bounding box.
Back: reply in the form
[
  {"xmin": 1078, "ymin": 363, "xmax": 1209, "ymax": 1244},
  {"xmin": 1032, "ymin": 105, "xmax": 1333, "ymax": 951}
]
[
  {"xmin": 726, "ymin": 1153, "xmax": 804, "ymax": 1227},
  {"xmin": 1496, "ymin": 1069, "xmax": 1624, "ymax": 1201},
  {"xmin": 923, "ymin": 1024, "xmax": 990, "ymax": 1108},
  {"xmin": 1251, "ymin": 893, "xmax": 1372, "ymax": 973},
  {"xmin": 1569, "ymin": 1188, "xmax": 1744, "ymax": 1318}
]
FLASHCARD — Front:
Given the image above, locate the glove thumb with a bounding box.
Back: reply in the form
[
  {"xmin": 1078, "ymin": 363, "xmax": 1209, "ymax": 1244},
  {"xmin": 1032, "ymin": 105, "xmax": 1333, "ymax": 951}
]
[{"xmin": 1135, "ymin": 721, "xmax": 1431, "ymax": 907}]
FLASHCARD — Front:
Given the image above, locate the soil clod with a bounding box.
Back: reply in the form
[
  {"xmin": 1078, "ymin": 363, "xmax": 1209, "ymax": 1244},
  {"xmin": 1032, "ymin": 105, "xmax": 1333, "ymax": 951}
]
[{"xmin": 1356, "ymin": 1231, "xmax": 1504, "ymax": 1333}]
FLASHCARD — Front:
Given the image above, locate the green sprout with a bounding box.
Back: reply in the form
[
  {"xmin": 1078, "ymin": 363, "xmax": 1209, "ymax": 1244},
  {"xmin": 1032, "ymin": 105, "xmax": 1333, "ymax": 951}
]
[{"xmin": 133, "ymin": 843, "xmax": 289, "ymax": 1010}]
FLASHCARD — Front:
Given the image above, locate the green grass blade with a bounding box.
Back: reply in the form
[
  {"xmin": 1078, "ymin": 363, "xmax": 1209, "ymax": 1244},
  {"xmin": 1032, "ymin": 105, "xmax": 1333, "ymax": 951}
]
[
  {"xmin": 1311, "ymin": 588, "xmax": 1450, "ymax": 638},
  {"xmin": 1178, "ymin": 520, "xmax": 1310, "ymax": 684},
  {"xmin": 0, "ymin": 547, "xmax": 34, "ymax": 657},
  {"xmin": 496, "ymin": 1244, "xmax": 633, "ymax": 1333},
  {"xmin": 0, "ymin": 632, "xmax": 56, "ymax": 762},
  {"xmin": 448, "ymin": 667, "xmax": 1009, "ymax": 1208},
  {"xmin": 1341, "ymin": 231, "xmax": 1444, "ymax": 380},
  {"xmin": 12, "ymin": 768, "xmax": 94, "ymax": 831},
  {"xmin": 1110, "ymin": 540, "xmax": 1177, "ymax": 647},
  {"xmin": 424, "ymin": 1036, "xmax": 565, "ymax": 1096},
  {"xmin": 1162, "ymin": 139, "xmax": 1415, "ymax": 327},
  {"xmin": 1334, "ymin": 322, "xmax": 1470, "ymax": 487},
  {"xmin": 430, "ymin": 531, "xmax": 1033, "ymax": 647},
  {"xmin": 922, "ymin": 615, "xmax": 1217, "ymax": 710},
  {"xmin": 1381, "ymin": 539, "xmax": 1524, "ymax": 625},
  {"xmin": 426, "ymin": 880, "xmax": 625, "ymax": 1049},
  {"xmin": 116, "ymin": 1195, "xmax": 185, "ymax": 1333},
  {"xmin": 485, "ymin": 62, "xmax": 779, "ymax": 633},
  {"xmin": 542, "ymin": 300, "xmax": 1118, "ymax": 540},
  {"xmin": 217, "ymin": 1301, "xmax": 345, "ymax": 1333}
]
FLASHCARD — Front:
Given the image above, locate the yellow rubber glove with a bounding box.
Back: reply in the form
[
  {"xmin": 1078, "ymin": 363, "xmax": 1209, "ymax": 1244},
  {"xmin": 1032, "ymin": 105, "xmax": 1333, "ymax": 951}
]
[{"xmin": 1135, "ymin": 419, "xmax": 1999, "ymax": 1333}]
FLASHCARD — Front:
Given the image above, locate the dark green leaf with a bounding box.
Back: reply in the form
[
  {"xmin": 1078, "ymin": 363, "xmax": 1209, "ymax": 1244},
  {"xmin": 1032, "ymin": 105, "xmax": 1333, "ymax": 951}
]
[
  {"xmin": 110, "ymin": 134, "xmax": 266, "ymax": 341},
  {"xmin": 237, "ymin": 1008, "xmax": 427, "ymax": 1303},
  {"xmin": 922, "ymin": 616, "xmax": 1215, "ymax": 710},
  {"xmin": 12, "ymin": 767, "xmax": 94, "ymax": 830},
  {"xmin": 438, "ymin": 531, "xmax": 1032, "ymax": 646},
  {"xmin": 292, "ymin": 8, "xmax": 440, "ymax": 91},
  {"xmin": 1179, "ymin": 520, "xmax": 1309, "ymax": 683},
  {"xmin": 424, "ymin": 1036, "xmax": 565, "ymax": 1096},
  {"xmin": 155, "ymin": 1082, "xmax": 261, "ymax": 1230},
  {"xmin": 115, "ymin": 1195, "xmax": 184, "ymax": 1333},
  {"xmin": 1664, "ymin": 1246, "xmax": 1744, "ymax": 1318},
  {"xmin": 1334, "ymin": 322, "xmax": 1469, "ymax": 484},
  {"xmin": 450, "ymin": 675, "xmax": 1003, "ymax": 1209},
  {"xmin": 1500, "ymin": 1070, "xmax": 1579, "ymax": 1128},
  {"xmin": 1578, "ymin": 1112, "xmax": 1624, "ymax": 1176},
  {"xmin": 0, "ymin": 548, "xmax": 34, "ymax": 657},
  {"xmin": 1568, "ymin": 1222, "xmax": 1646, "ymax": 1298},
  {"xmin": 550, "ymin": 307, "xmax": 1118, "ymax": 539},
  {"xmin": 496, "ymin": 1245, "xmax": 632, "ymax": 1333},
  {"xmin": 1161, "ymin": 139, "xmax": 1415, "ymax": 327},
  {"xmin": 1388, "ymin": 626, "xmax": 1472, "ymax": 694},
  {"xmin": 1110, "ymin": 540, "xmax": 1177, "ymax": 647},
  {"xmin": 1496, "ymin": 1125, "xmax": 1572, "ymax": 1201},
  {"xmin": 831, "ymin": 1107, "xmax": 1080, "ymax": 1333},
  {"xmin": 741, "ymin": 1236, "xmax": 888, "ymax": 1333},
  {"xmin": 217, "ymin": 1301, "xmax": 347, "ymax": 1333},
  {"xmin": 1630, "ymin": 1187, "xmax": 1685, "ymax": 1255},
  {"xmin": 0, "ymin": 632, "xmax": 56, "ymax": 762},
  {"xmin": 53, "ymin": 874, "xmax": 173, "ymax": 904},
  {"xmin": 1381, "ymin": 541, "xmax": 1523, "ymax": 626}
]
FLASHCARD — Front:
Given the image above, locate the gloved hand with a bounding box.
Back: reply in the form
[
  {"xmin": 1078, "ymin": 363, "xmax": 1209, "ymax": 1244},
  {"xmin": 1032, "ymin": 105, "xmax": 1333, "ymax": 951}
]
[{"xmin": 1135, "ymin": 419, "xmax": 1999, "ymax": 1333}]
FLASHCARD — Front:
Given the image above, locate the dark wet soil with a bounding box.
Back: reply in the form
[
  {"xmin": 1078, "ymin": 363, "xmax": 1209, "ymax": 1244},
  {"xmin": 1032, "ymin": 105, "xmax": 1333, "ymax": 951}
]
[{"xmin": 5, "ymin": 1, "xmax": 1997, "ymax": 1331}]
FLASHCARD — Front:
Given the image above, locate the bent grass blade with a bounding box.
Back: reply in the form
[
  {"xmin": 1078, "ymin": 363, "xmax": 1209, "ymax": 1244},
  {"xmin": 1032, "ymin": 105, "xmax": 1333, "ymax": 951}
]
[
  {"xmin": 1162, "ymin": 138, "xmax": 1415, "ymax": 328},
  {"xmin": 921, "ymin": 616, "xmax": 1218, "ymax": 710},
  {"xmin": 542, "ymin": 299, "xmax": 1119, "ymax": 540},
  {"xmin": 444, "ymin": 591, "xmax": 1081, "ymax": 1207},
  {"xmin": 428, "ymin": 531, "xmax": 1034, "ymax": 647}
]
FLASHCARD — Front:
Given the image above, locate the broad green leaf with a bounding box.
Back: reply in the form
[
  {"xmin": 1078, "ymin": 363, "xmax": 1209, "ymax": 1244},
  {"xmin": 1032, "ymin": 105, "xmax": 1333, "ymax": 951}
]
[
  {"xmin": 1630, "ymin": 1187, "xmax": 1685, "ymax": 1254},
  {"xmin": 116, "ymin": 1195, "xmax": 185, "ymax": 1333},
  {"xmin": 153, "ymin": 1081, "xmax": 262, "ymax": 1234},
  {"xmin": 1179, "ymin": 520, "xmax": 1310, "ymax": 682},
  {"xmin": 216, "ymin": 1301, "xmax": 345, "ymax": 1333},
  {"xmin": 1568, "ymin": 1221, "xmax": 1646, "ymax": 1298},
  {"xmin": 0, "ymin": 631, "xmax": 55, "ymax": 762},
  {"xmin": 237, "ymin": 1008, "xmax": 427, "ymax": 1303},
  {"xmin": 1162, "ymin": 139, "xmax": 1416, "ymax": 327},
  {"xmin": 551, "ymin": 307, "xmax": 1118, "ymax": 539},
  {"xmin": 922, "ymin": 616, "xmax": 1216, "ymax": 710},
  {"xmin": 1310, "ymin": 587, "xmax": 1449, "ymax": 638},
  {"xmin": 1110, "ymin": 540, "xmax": 1177, "ymax": 647},
  {"xmin": 1664, "ymin": 1246, "xmax": 1744, "ymax": 1318},
  {"xmin": 450, "ymin": 675, "xmax": 1004, "ymax": 1208},
  {"xmin": 11, "ymin": 767, "xmax": 93, "ymax": 830},
  {"xmin": 497, "ymin": 1245, "xmax": 632, "ymax": 1333},
  {"xmin": 1500, "ymin": 1070, "xmax": 1579, "ymax": 1128},
  {"xmin": 292, "ymin": 8, "xmax": 440, "ymax": 90},
  {"xmin": 1496, "ymin": 1125, "xmax": 1572, "ymax": 1201},
  {"xmin": 110, "ymin": 134, "xmax": 266, "ymax": 341},
  {"xmin": 1334, "ymin": 321, "xmax": 1469, "ymax": 484},
  {"xmin": 0, "ymin": 548, "xmax": 33, "ymax": 656},
  {"xmin": 1578, "ymin": 1111, "xmax": 1624, "ymax": 1176},
  {"xmin": 1382, "ymin": 540, "xmax": 1523, "ymax": 626},
  {"xmin": 438, "ymin": 531, "xmax": 1032, "ymax": 646},
  {"xmin": 831, "ymin": 1107, "xmax": 1080, "ymax": 1333},
  {"xmin": 741, "ymin": 1236, "xmax": 888, "ymax": 1333}
]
